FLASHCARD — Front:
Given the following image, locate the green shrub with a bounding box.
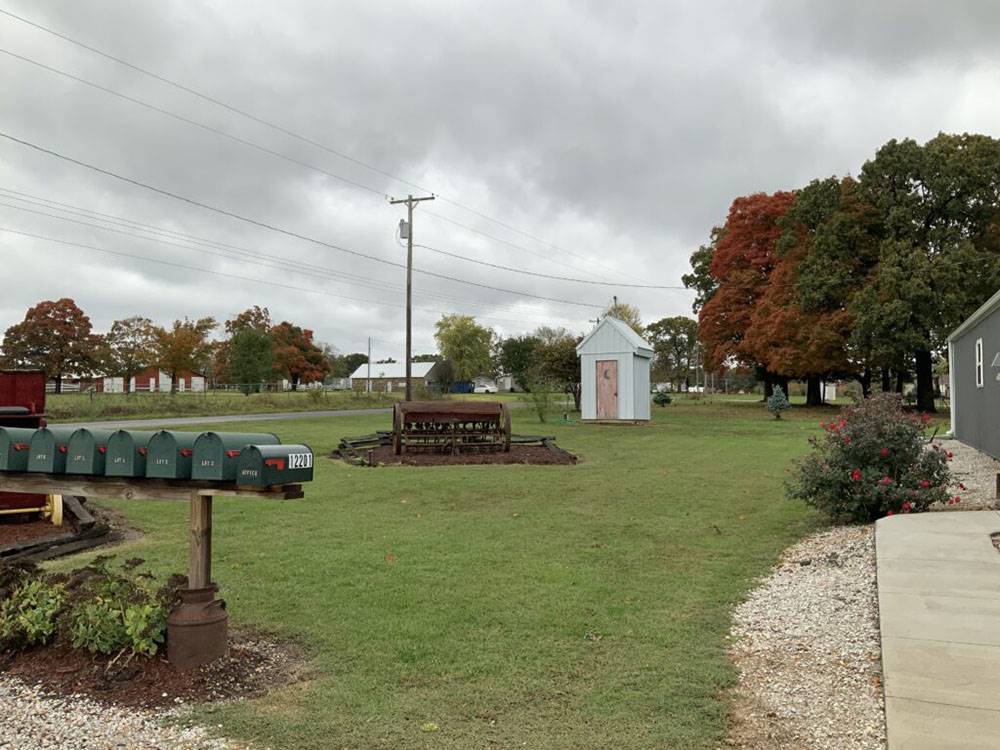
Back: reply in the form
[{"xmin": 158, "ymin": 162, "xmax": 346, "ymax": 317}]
[
  {"xmin": 767, "ymin": 386, "xmax": 790, "ymax": 418},
  {"xmin": 0, "ymin": 578, "xmax": 65, "ymax": 651},
  {"xmin": 64, "ymin": 557, "xmax": 174, "ymax": 657},
  {"xmin": 653, "ymin": 392, "xmax": 672, "ymax": 407},
  {"xmin": 526, "ymin": 381, "xmax": 554, "ymax": 422},
  {"xmin": 786, "ymin": 393, "xmax": 954, "ymax": 522}
]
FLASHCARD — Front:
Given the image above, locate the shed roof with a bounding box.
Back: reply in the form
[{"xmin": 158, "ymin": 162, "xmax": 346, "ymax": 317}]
[
  {"xmin": 576, "ymin": 316, "xmax": 654, "ymax": 358},
  {"xmin": 350, "ymin": 361, "xmax": 436, "ymax": 379},
  {"xmin": 948, "ymin": 287, "xmax": 1000, "ymax": 342}
]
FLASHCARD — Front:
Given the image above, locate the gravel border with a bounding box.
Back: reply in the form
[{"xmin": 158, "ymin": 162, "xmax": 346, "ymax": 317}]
[
  {"xmin": 0, "ymin": 675, "xmax": 255, "ymax": 750},
  {"xmin": 724, "ymin": 525, "xmax": 885, "ymax": 749}
]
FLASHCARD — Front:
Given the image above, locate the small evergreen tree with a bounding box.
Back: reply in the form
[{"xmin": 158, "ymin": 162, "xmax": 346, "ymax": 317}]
[{"xmin": 767, "ymin": 385, "xmax": 790, "ymax": 419}]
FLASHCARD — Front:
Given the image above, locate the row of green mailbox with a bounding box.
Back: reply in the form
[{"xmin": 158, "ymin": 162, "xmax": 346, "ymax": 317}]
[{"xmin": 0, "ymin": 427, "xmax": 314, "ymax": 487}]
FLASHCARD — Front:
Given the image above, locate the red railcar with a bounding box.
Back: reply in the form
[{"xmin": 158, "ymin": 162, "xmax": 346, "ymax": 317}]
[{"xmin": 0, "ymin": 370, "xmax": 53, "ymax": 519}]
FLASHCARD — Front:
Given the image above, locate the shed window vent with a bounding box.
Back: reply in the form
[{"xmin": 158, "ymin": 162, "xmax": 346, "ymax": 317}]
[{"xmin": 976, "ymin": 338, "xmax": 984, "ymax": 388}]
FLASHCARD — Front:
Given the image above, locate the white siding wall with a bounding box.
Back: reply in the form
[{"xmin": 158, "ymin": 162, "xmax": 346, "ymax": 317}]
[{"xmin": 633, "ymin": 354, "xmax": 651, "ymax": 420}]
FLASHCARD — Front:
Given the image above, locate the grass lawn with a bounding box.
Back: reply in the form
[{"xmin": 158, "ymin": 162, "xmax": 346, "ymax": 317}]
[
  {"xmin": 52, "ymin": 399, "xmax": 840, "ymax": 748},
  {"xmin": 46, "ymin": 389, "xmax": 399, "ymax": 422}
]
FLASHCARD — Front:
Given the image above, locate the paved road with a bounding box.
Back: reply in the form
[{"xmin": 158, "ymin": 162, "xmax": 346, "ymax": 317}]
[
  {"xmin": 71, "ymin": 407, "xmax": 393, "ymax": 429},
  {"xmin": 876, "ymin": 510, "xmax": 1000, "ymax": 748}
]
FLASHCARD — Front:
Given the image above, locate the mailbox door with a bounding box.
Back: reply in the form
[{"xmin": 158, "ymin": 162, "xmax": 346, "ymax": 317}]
[
  {"xmin": 192, "ymin": 431, "xmax": 280, "ymax": 481},
  {"xmin": 0, "ymin": 426, "xmax": 36, "ymax": 471},
  {"xmin": 27, "ymin": 426, "xmax": 76, "ymax": 473},
  {"xmin": 146, "ymin": 431, "xmax": 199, "ymax": 479},
  {"xmin": 66, "ymin": 428, "xmax": 116, "ymax": 475},
  {"xmin": 105, "ymin": 430, "xmax": 157, "ymax": 477}
]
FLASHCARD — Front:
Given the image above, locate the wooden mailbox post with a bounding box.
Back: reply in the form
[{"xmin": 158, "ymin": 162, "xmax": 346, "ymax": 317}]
[{"xmin": 0, "ymin": 472, "xmax": 302, "ymax": 668}]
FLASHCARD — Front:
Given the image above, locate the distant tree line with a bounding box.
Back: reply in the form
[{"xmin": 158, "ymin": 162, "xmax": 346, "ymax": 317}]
[
  {"xmin": 0, "ymin": 299, "xmax": 353, "ymax": 394},
  {"xmin": 683, "ymin": 133, "xmax": 1000, "ymax": 411}
]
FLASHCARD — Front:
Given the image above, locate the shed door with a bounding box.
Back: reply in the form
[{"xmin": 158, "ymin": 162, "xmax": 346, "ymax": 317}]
[{"xmin": 596, "ymin": 360, "xmax": 618, "ymax": 419}]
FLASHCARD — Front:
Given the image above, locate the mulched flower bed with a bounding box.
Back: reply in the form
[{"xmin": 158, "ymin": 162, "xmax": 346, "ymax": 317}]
[
  {"xmin": 0, "ymin": 519, "xmax": 72, "ymax": 548},
  {"xmin": 0, "ymin": 632, "xmax": 304, "ymax": 709},
  {"xmin": 365, "ymin": 444, "xmax": 577, "ymax": 466}
]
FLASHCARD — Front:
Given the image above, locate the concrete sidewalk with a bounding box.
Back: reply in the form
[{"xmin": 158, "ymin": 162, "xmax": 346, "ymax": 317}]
[{"xmin": 877, "ymin": 510, "xmax": 1000, "ymax": 748}]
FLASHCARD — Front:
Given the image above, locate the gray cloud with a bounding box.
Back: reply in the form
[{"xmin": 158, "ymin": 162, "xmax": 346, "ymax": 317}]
[{"xmin": 1, "ymin": 0, "xmax": 997, "ymax": 356}]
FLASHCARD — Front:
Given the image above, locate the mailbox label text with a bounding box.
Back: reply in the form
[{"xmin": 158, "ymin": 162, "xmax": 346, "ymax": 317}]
[{"xmin": 288, "ymin": 452, "xmax": 312, "ymax": 469}]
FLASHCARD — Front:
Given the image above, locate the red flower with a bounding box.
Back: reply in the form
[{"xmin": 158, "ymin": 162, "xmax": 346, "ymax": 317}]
[
  {"xmin": 959, "ymin": 483, "xmax": 967, "ymax": 491},
  {"xmin": 950, "ymin": 496, "xmax": 962, "ymax": 505},
  {"xmin": 819, "ymin": 421, "xmax": 826, "ymax": 429},
  {"xmin": 880, "ymin": 476, "xmax": 892, "ymax": 486},
  {"xmin": 839, "ymin": 419, "xmax": 847, "ymax": 428},
  {"xmin": 886, "ymin": 510, "xmax": 894, "ymax": 516},
  {"xmin": 901, "ymin": 501, "xmax": 912, "ymax": 513},
  {"xmin": 921, "ymin": 413, "xmax": 931, "ymax": 424},
  {"xmin": 851, "ymin": 469, "xmax": 862, "ymax": 481},
  {"xmin": 919, "ymin": 480, "xmax": 930, "ymax": 489},
  {"xmin": 879, "ymin": 447, "xmax": 890, "ymax": 457},
  {"xmin": 844, "ymin": 436, "xmax": 852, "ymax": 445},
  {"xmin": 946, "ymin": 451, "xmax": 954, "ymax": 460}
]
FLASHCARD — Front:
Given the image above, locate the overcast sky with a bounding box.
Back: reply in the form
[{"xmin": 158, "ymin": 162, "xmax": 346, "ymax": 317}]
[{"xmin": 1, "ymin": 1, "xmax": 998, "ymax": 358}]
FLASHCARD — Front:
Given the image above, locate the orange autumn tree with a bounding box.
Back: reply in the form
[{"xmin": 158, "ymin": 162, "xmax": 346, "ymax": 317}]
[
  {"xmin": 698, "ymin": 191, "xmax": 796, "ymax": 395},
  {"xmin": 1, "ymin": 298, "xmax": 101, "ymax": 392},
  {"xmin": 743, "ymin": 241, "xmax": 852, "ymax": 405},
  {"xmin": 271, "ymin": 322, "xmax": 329, "ymax": 390}
]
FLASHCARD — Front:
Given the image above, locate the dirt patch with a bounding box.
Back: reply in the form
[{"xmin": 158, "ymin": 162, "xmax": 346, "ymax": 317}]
[
  {"xmin": 0, "ymin": 519, "xmax": 73, "ymax": 548},
  {"xmin": 0, "ymin": 630, "xmax": 305, "ymax": 709},
  {"xmin": 363, "ymin": 444, "xmax": 577, "ymax": 466}
]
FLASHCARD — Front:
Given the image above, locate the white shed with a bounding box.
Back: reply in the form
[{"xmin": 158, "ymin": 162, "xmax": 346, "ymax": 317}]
[{"xmin": 576, "ymin": 317, "xmax": 654, "ymax": 421}]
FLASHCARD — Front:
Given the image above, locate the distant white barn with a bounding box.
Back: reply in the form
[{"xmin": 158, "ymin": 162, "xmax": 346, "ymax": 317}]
[{"xmin": 576, "ymin": 317, "xmax": 654, "ymax": 422}]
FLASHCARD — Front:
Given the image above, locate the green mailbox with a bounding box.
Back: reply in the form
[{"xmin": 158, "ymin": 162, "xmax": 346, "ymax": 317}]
[
  {"xmin": 105, "ymin": 430, "xmax": 158, "ymax": 478},
  {"xmin": 146, "ymin": 430, "xmax": 200, "ymax": 479},
  {"xmin": 191, "ymin": 431, "xmax": 280, "ymax": 481},
  {"xmin": 66, "ymin": 428, "xmax": 116, "ymax": 475},
  {"xmin": 236, "ymin": 444, "xmax": 314, "ymax": 487},
  {"xmin": 27, "ymin": 426, "xmax": 78, "ymax": 474},
  {"xmin": 0, "ymin": 426, "xmax": 36, "ymax": 471}
]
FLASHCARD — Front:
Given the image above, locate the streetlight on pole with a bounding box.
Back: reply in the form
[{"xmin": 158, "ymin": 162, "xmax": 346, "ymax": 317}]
[{"xmin": 389, "ymin": 193, "xmax": 435, "ymax": 401}]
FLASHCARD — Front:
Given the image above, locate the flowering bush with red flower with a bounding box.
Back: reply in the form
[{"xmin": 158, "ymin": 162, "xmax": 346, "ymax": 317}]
[{"xmin": 787, "ymin": 394, "xmax": 952, "ymax": 522}]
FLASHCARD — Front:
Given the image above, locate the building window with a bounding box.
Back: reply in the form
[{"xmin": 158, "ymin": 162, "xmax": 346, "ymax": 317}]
[{"xmin": 976, "ymin": 338, "xmax": 984, "ymax": 388}]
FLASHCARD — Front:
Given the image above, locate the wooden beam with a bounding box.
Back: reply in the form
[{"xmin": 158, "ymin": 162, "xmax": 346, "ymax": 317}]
[
  {"xmin": 0, "ymin": 473, "xmax": 302, "ymax": 501},
  {"xmin": 189, "ymin": 492, "xmax": 212, "ymax": 589}
]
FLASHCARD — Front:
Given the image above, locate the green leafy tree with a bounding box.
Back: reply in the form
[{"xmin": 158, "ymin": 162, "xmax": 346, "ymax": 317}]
[
  {"xmin": 601, "ymin": 301, "xmax": 644, "ymax": 334},
  {"xmin": 1, "ymin": 298, "xmax": 101, "ymax": 392},
  {"xmin": 100, "ymin": 316, "xmax": 157, "ymax": 395},
  {"xmin": 228, "ymin": 327, "xmax": 274, "ymax": 394},
  {"xmin": 434, "ymin": 314, "xmax": 494, "ymax": 382},
  {"xmin": 531, "ymin": 327, "xmax": 583, "ymax": 410},
  {"xmin": 681, "ymin": 227, "xmax": 725, "ymax": 313},
  {"xmin": 645, "ymin": 316, "xmax": 699, "ymax": 390},
  {"xmin": 857, "ymin": 133, "xmax": 1000, "ymax": 411},
  {"xmin": 494, "ymin": 334, "xmax": 541, "ymax": 390},
  {"xmin": 332, "ymin": 352, "xmax": 369, "ymax": 379}
]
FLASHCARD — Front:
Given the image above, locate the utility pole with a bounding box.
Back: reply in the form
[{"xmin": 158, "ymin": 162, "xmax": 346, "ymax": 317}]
[
  {"xmin": 367, "ymin": 336, "xmax": 372, "ymax": 394},
  {"xmin": 389, "ymin": 193, "xmax": 435, "ymax": 401}
]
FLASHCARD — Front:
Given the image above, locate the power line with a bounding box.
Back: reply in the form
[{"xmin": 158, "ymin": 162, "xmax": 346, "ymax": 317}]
[
  {"xmin": 414, "ymin": 243, "xmax": 687, "ymax": 289},
  {"xmin": 0, "ymin": 46, "xmax": 624, "ymax": 284},
  {"xmin": 0, "ymin": 225, "xmax": 588, "ymax": 329},
  {"xmin": 0, "ymin": 192, "xmax": 587, "ymax": 322},
  {"xmin": 0, "ymin": 6, "xmax": 645, "ymax": 283},
  {"xmin": 0, "ymin": 131, "xmax": 602, "ymax": 310}
]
